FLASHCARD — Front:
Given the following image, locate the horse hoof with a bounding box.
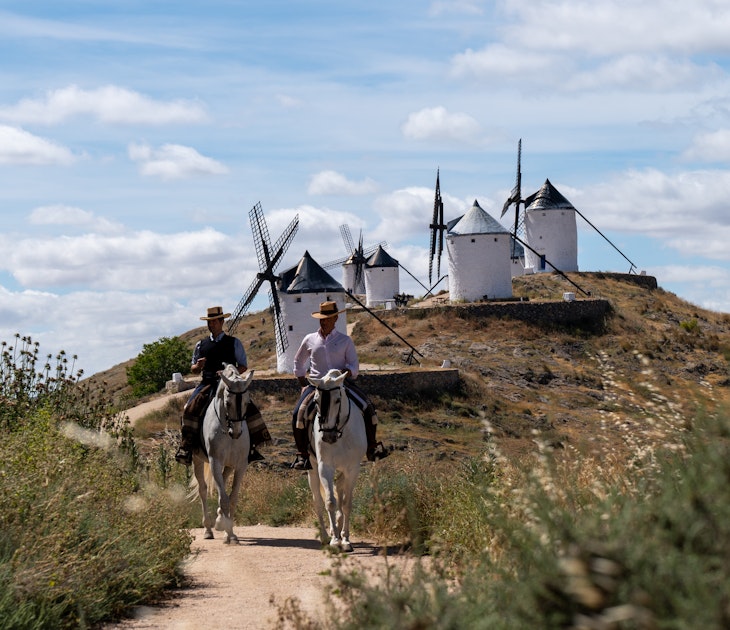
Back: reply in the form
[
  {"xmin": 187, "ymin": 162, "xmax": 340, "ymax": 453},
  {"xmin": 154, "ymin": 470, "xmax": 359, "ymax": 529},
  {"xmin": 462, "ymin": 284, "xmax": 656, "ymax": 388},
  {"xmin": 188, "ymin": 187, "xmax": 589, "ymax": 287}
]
[{"xmin": 203, "ymin": 530, "xmax": 214, "ymax": 540}]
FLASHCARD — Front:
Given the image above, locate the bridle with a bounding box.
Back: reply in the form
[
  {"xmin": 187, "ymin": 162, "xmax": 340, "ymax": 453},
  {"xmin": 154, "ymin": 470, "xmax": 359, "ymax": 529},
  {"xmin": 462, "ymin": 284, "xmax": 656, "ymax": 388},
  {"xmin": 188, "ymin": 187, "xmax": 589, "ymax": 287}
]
[
  {"xmin": 217, "ymin": 387, "xmax": 248, "ymax": 439},
  {"xmin": 315, "ymin": 384, "xmax": 351, "ymax": 444}
]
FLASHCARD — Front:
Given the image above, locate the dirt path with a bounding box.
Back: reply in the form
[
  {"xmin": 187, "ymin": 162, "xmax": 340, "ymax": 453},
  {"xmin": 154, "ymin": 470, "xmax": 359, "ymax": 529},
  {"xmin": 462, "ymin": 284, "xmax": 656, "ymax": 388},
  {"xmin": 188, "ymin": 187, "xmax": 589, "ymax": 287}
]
[{"xmin": 103, "ymin": 524, "xmax": 409, "ymax": 630}]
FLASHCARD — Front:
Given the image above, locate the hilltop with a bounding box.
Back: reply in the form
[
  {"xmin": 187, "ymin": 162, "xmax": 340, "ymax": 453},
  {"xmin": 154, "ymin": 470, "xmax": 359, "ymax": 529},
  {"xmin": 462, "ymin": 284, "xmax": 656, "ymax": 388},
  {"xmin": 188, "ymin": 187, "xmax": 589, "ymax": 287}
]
[{"xmin": 87, "ymin": 271, "xmax": 730, "ymax": 466}]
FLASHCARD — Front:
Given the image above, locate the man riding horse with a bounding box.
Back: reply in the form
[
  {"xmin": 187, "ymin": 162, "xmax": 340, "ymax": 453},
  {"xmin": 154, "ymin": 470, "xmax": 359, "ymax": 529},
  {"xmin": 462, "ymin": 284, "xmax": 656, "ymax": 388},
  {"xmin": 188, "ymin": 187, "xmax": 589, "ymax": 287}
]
[
  {"xmin": 175, "ymin": 306, "xmax": 269, "ymax": 466},
  {"xmin": 290, "ymin": 300, "xmax": 389, "ymax": 470}
]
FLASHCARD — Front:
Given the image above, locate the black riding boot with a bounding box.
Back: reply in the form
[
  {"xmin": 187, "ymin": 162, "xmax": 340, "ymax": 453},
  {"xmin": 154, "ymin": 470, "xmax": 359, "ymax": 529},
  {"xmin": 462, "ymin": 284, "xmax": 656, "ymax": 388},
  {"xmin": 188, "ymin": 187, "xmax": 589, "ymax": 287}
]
[
  {"xmin": 364, "ymin": 406, "xmax": 389, "ymax": 462},
  {"xmin": 175, "ymin": 424, "xmax": 197, "ymax": 466},
  {"xmin": 291, "ymin": 426, "xmax": 312, "ymax": 470}
]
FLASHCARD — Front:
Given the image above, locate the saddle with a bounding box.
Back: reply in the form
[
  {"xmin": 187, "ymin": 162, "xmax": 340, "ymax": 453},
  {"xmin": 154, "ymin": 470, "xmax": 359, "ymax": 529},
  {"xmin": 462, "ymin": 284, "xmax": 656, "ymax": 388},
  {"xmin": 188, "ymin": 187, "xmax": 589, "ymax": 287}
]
[{"xmin": 295, "ymin": 386, "xmax": 367, "ymax": 430}]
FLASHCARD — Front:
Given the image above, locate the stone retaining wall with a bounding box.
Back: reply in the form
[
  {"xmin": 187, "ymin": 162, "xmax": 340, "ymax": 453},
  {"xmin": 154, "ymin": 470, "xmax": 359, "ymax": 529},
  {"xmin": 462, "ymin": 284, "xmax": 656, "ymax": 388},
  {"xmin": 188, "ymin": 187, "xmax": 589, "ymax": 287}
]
[{"xmin": 250, "ymin": 368, "xmax": 460, "ymax": 399}]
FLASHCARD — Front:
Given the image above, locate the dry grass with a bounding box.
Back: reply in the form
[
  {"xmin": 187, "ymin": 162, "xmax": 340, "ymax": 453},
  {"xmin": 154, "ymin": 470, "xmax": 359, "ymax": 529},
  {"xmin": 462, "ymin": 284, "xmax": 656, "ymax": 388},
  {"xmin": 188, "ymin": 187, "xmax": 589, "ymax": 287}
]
[{"xmin": 89, "ymin": 272, "xmax": 730, "ymax": 474}]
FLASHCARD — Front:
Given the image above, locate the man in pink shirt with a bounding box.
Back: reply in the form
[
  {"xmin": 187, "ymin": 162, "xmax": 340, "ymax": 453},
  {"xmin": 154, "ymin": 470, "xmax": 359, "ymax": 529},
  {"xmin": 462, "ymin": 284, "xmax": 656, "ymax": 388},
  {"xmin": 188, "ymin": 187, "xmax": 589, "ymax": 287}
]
[{"xmin": 291, "ymin": 301, "xmax": 389, "ymax": 470}]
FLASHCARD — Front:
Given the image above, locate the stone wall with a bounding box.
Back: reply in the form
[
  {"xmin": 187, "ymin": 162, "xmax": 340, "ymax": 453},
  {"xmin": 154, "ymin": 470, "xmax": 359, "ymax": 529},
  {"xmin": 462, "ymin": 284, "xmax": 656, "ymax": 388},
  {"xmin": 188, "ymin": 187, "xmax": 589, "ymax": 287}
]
[
  {"xmin": 250, "ymin": 368, "xmax": 460, "ymax": 399},
  {"xmin": 405, "ymin": 298, "xmax": 613, "ymax": 331}
]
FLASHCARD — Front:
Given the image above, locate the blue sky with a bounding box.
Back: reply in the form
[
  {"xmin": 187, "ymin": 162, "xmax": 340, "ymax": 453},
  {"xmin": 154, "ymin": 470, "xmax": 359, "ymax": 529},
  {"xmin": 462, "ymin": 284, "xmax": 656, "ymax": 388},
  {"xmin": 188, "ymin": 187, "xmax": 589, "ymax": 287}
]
[{"xmin": 2, "ymin": 0, "xmax": 730, "ymax": 376}]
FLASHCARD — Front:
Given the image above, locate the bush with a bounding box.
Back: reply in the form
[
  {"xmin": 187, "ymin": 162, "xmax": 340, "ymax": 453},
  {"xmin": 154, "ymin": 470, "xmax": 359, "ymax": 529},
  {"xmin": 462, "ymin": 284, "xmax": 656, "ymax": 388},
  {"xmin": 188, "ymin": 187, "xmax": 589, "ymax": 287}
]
[
  {"xmin": 126, "ymin": 336, "xmax": 191, "ymax": 397},
  {"xmin": 0, "ymin": 334, "xmax": 192, "ymax": 628}
]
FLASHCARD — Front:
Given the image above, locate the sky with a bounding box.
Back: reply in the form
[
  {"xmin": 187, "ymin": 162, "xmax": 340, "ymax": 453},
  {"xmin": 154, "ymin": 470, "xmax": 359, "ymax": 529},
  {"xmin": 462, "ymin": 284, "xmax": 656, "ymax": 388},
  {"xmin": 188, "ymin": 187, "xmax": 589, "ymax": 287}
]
[{"xmin": 2, "ymin": 0, "xmax": 730, "ymax": 377}]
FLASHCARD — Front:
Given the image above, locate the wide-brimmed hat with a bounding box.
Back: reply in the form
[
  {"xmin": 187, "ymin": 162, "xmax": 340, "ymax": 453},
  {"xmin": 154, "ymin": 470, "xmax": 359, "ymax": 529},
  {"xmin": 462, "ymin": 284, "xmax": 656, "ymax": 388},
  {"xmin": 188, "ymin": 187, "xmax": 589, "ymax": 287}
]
[
  {"xmin": 200, "ymin": 306, "xmax": 231, "ymax": 321},
  {"xmin": 312, "ymin": 301, "xmax": 345, "ymax": 319}
]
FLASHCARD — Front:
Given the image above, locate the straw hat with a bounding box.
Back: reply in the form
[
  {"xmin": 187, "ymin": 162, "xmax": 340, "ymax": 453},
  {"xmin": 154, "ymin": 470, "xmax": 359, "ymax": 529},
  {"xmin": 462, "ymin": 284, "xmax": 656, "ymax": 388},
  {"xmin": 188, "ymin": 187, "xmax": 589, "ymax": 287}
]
[
  {"xmin": 200, "ymin": 306, "xmax": 231, "ymax": 321},
  {"xmin": 311, "ymin": 301, "xmax": 345, "ymax": 319}
]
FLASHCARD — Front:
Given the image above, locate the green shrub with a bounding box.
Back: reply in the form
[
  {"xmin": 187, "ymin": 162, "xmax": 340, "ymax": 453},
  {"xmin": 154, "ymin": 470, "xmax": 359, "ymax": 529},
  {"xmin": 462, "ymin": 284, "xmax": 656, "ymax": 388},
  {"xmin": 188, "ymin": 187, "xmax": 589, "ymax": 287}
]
[
  {"xmin": 126, "ymin": 336, "xmax": 191, "ymax": 397},
  {"xmin": 0, "ymin": 334, "xmax": 192, "ymax": 629}
]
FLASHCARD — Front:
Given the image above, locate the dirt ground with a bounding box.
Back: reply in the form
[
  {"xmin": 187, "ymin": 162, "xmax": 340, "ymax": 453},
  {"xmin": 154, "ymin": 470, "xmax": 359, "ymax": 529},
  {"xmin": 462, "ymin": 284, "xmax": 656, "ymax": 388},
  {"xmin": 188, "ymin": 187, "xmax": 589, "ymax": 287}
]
[{"xmin": 103, "ymin": 524, "xmax": 412, "ymax": 630}]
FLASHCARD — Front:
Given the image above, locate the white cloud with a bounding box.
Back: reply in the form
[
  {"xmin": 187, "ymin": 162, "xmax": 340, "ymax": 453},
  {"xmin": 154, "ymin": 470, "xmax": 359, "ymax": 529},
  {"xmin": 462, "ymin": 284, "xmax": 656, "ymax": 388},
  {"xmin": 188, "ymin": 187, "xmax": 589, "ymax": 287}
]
[
  {"xmin": 128, "ymin": 142, "xmax": 228, "ymax": 180},
  {"xmin": 501, "ymin": 0, "xmax": 730, "ymax": 56},
  {"xmin": 401, "ymin": 107, "xmax": 484, "ymax": 144},
  {"xmin": 683, "ymin": 129, "xmax": 730, "ymax": 162},
  {"xmin": 29, "ymin": 205, "xmax": 123, "ymax": 233},
  {"xmin": 0, "ymin": 125, "xmax": 76, "ymax": 165},
  {"xmin": 0, "ymin": 85, "xmax": 208, "ymax": 126},
  {"xmin": 0, "ymin": 227, "xmax": 252, "ymax": 291},
  {"xmin": 573, "ymin": 167, "xmax": 730, "ymax": 261},
  {"xmin": 307, "ymin": 170, "xmax": 378, "ymax": 195},
  {"xmin": 450, "ymin": 44, "xmax": 559, "ymax": 80}
]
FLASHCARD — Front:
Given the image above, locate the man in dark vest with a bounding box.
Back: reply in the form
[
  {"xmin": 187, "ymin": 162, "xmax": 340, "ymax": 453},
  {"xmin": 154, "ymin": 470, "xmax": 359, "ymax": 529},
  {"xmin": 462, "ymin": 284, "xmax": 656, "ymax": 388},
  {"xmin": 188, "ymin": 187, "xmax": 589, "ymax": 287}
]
[{"xmin": 175, "ymin": 306, "xmax": 269, "ymax": 465}]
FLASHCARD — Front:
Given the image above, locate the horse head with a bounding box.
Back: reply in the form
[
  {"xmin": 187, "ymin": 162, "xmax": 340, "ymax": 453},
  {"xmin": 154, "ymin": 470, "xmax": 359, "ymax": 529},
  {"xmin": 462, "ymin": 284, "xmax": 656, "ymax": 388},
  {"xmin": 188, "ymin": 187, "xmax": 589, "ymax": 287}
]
[
  {"xmin": 217, "ymin": 364, "xmax": 254, "ymax": 439},
  {"xmin": 308, "ymin": 369, "xmax": 349, "ymax": 444}
]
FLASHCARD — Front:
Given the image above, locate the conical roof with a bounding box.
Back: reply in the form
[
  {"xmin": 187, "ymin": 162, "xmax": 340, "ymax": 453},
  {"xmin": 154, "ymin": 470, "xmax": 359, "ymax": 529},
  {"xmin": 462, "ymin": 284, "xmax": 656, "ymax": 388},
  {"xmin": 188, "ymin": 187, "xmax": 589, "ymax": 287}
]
[
  {"xmin": 524, "ymin": 179, "xmax": 576, "ymax": 211},
  {"xmin": 366, "ymin": 245, "xmax": 398, "ymax": 268},
  {"xmin": 448, "ymin": 199, "xmax": 508, "ymax": 236},
  {"xmin": 279, "ymin": 250, "xmax": 344, "ymax": 294}
]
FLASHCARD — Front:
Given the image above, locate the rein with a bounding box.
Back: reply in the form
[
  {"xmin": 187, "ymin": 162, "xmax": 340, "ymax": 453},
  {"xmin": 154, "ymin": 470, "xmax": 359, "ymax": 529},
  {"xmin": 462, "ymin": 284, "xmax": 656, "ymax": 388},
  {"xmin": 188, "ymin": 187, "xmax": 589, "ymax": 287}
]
[
  {"xmin": 316, "ymin": 385, "xmax": 351, "ymax": 444},
  {"xmin": 216, "ymin": 388, "xmax": 247, "ymax": 437}
]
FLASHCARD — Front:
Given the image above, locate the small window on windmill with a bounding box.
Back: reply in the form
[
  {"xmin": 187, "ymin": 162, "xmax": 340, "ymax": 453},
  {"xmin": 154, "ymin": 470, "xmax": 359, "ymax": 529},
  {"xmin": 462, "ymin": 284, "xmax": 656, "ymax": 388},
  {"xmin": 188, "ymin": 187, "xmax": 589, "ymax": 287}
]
[
  {"xmin": 494, "ymin": 237, "xmax": 498, "ymax": 242},
  {"xmin": 288, "ymin": 325, "xmax": 293, "ymax": 331},
  {"xmin": 296, "ymin": 297, "xmax": 301, "ymax": 302},
  {"xmin": 542, "ymin": 212, "xmax": 546, "ymax": 216},
  {"xmin": 471, "ymin": 238, "xmax": 475, "ymax": 243}
]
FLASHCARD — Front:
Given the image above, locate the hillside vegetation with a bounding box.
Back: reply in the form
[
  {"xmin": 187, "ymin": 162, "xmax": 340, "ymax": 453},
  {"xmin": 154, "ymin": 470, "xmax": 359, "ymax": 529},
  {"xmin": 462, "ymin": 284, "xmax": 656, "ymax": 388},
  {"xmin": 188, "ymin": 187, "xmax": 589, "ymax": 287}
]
[
  {"xmin": 38, "ymin": 271, "xmax": 730, "ymax": 628},
  {"xmin": 92, "ymin": 271, "xmax": 730, "ymax": 468}
]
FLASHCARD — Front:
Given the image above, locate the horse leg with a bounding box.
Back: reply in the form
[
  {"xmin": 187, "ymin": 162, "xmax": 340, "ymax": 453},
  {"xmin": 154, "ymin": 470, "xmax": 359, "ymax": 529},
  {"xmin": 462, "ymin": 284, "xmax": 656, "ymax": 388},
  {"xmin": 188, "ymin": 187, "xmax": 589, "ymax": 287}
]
[
  {"xmin": 317, "ymin": 462, "xmax": 341, "ymax": 547},
  {"xmin": 210, "ymin": 459, "xmax": 236, "ymax": 544},
  {"xmin": 307, "ymin": 467, "xmax": 329, "ymax": 545},
  {"xmin": 194, "ymin": 459, "xmax": 214, "ymax": 539},
  {"xmin": 337, "ymin": 465, "xmax": 360, "ymax": 552}
]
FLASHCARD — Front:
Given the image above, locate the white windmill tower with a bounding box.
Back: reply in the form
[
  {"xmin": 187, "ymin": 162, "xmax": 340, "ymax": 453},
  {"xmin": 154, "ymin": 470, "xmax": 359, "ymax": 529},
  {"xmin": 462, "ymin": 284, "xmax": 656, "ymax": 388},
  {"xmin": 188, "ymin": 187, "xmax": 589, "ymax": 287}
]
[
  {"xmin": 275, "ymin": 250, "xmax": 347, "ymax": 373},
  {"xmin": 364, "ymin": 245, "xmax": 399, "ymax": 308},
  {"xmin": 523, "ymin": 179, "xmax": 578, "ymax": 273},
  {"xmin": 446, "ymin": 199, "xmax": 513, "ymax": 302}
]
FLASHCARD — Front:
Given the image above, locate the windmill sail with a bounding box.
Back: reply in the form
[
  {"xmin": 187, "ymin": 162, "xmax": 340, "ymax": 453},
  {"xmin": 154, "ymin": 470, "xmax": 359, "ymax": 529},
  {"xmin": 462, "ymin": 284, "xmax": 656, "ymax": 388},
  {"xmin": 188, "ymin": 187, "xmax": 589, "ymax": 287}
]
[
  {"xmin": 428, "ymin": 169, "xmax": 446, "ymax": 285},
  {"xmin": 228, "ymin": 202, "xmax": 299, "ymax": 356}
]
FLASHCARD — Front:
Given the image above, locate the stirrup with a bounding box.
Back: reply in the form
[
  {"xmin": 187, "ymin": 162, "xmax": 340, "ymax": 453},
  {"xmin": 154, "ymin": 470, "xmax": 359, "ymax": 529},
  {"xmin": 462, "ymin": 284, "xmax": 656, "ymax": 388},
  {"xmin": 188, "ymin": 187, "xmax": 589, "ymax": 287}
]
[
  {"xmin": 367, "ymin": 442, "xmax": 389, "ymax": 462},
  {"xmin": 175, "ymin": 447, "xmax": 192, "ymax": 466},
  {"xmin": 291, "ymin": 454, "xmax": 312, "ymax": 470}
]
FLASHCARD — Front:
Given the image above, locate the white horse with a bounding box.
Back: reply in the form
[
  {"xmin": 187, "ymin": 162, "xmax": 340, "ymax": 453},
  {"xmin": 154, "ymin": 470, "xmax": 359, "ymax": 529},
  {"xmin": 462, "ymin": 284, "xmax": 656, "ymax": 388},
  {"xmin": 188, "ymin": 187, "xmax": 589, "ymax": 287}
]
[
  {"xmin": 190, "ymin": 364, "xmax": 253, "ymax": 544},
  {"xmin": 307, "ymin": 369, "xmax": 368, "ymax": 552}
]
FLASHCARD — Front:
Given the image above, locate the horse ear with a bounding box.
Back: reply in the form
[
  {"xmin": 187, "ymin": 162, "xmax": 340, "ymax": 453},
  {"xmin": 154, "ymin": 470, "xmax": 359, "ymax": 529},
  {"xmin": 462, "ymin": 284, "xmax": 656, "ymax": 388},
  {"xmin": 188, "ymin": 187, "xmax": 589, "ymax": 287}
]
[
  {"xmin": 308, "ymin": 375, "xmax": 322, "ymax": 388},
  {"xmin": 333, "ymin": 371, "xmax": 348, "ymax": 387},
  {"xmin": 242, "ymin": 370, "xmax": 254, "ymax": 387}
]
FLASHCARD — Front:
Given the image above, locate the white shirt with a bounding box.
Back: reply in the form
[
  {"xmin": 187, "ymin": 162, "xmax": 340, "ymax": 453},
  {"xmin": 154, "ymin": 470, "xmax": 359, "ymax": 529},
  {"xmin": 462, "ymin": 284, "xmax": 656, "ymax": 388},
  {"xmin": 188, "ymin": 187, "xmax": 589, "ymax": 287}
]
[{"xmin": 293, "ymin": 328, "xmax": 359, "ymax": 379}]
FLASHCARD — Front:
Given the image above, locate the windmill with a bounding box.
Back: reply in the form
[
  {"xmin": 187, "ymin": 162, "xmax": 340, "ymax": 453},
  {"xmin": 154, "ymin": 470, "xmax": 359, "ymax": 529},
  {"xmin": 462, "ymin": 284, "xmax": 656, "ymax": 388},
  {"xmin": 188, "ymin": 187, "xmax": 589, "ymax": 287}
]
[
  {"xmin": 227, "ymin": 202, "xmax": 299, "ymax": 355},
  {"xmin": 501, "ymin": 139, "xmax": 525, "ymax": 260},
  {"xmin": 428, "ymin": 169, "xmax": 447, "ymax": 286},
  {"xmin": 323, "ymin": 224, "xmax": 385, "ymax": 295}
]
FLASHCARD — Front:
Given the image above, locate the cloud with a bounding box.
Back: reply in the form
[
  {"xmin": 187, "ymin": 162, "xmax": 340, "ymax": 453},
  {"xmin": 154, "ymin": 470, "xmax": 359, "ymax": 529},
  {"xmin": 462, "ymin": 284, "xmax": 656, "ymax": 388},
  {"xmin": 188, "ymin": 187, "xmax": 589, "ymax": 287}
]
[
  {"xmin": 572, "ymin": 167, "xmax": 730, "ymax": 261},
  {"xmin": 401, "ymin": 107, "xmax": 483, "ymax": 144},
  {"xmin": 0, "ymin": 85, "xmax": 208, "ymax": 125},
  {"xmin": 307, "ymin": 170, "xmax": 378, "ymax": 195},
  {"xmin": 501, "ymin": 0, "xmax": 730, "ymax": 56},
  {"xmin": 0, "ymin": 227, "xmax": 252, "ymax": 291},
  {"xmin": 450, "ymin": 44, "xmax": 558, "ymax": 80},
  {"xmin": 683, "ymin": 129, "xmax": 730, "ymax": 162},
  {"xmin": 0, "ymin": 125, "xmax": 76, "ymax": 165},
  {"xmin": 29, "ymin": 205, "xmax": 123, "ymax": 233},
  {"xmin": 128, "ymin": 142, "xmax": 228, "ymax": 180}
]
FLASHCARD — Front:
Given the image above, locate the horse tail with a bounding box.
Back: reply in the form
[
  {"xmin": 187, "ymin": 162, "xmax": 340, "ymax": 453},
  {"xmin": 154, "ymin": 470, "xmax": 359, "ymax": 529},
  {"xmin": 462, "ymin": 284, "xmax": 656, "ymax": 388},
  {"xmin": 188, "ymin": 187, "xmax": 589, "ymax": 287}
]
[{"xmin": 187, "ymin": 461, "xmax": 216, "ymax": 501}]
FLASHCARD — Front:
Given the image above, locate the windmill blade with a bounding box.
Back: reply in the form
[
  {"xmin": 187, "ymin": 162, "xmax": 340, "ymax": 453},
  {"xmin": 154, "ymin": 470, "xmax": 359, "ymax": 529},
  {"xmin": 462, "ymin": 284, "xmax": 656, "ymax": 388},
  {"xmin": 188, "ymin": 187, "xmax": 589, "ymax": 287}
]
[
  {"xmin": 229, "ymin": 202, "xmax": 299, "ymax": 335},
  {"xmin": 501, "ymin": 138, "xmax": 522, "ymax": 218},
  {"xmin": 435, "ymin": 204, "xmax": 444, "ymax": 279},
  {"xmin": 268, "ymin": 287, "xmax": 289, "ymax": 355},
  {"xmin": 228, "ymin": 275, "xmax": 266, "ymax": 334},
  {"xmin": 269, "ymin": 215, "xmax": 299, "ymax": 269},
  {"xmin": 339, "ymin": 224, "xmax": 355, "ymax": 253},
  {"xmin": 428, "ymin": 169, "xmax": 443, "ymax": 285}
]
